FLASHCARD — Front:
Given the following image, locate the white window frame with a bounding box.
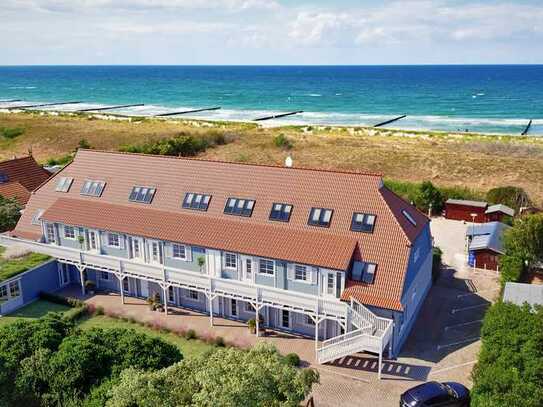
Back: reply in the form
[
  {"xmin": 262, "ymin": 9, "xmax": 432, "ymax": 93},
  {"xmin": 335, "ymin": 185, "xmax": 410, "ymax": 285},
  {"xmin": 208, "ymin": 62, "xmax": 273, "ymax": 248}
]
[
  {"xmin": 303, "ymin": 314, "xmax": 316, "ymax": 327},
  {"xmin": 55, "ymin": 177, "xmax": 73, "ymax": 193},
  {"xmin": 258, "ymin": 258, "xmax": 275, "ymax": 276},
  {"xmin": 63, "ymin": 225, "xmax": 76, "ymax": 240},
  {"xmin": 58, "ymin": 263, "xmax": 70, "ymax": 286},
  {"xmin": 8, "ymin": 281, "xmax": 21, "ymax": 298},
  {"xmin": 172, "ymin": 243, "xmax": 187, "ymax": 260},
  {"xmin": 294, "ymin": 264, "xmax": 310, "ymax": 282},
  {"xmin": 46, "ymin": 223, "xmax": 56, "ymax": 243},
  {"xmin": 230, "ymin": 298, "xmax": 238, "ymax": 317},
  {"xmin": 149, "ymin": 240, "xmax": 162, "ymax": 265},
  {"xmin": 100, "ymin": 271, "xmax": 110, "ymax": 281},
  {"xmin": 224, "ymin": 252, "xmax": 237, "ymax": 269},
  {"xmin": 168, "ymin": 286, "xmax": 176, "ymax": 303},
  {"xmin": 281, "ymin": 309, "xmax": 291, "ymax": 329},
  {"xmin": 107, "ymin": 232, "xmax": 121, "ymax": 248},
  {"xmin": 0, "ymin": 284, "xmax": 8, "ymax": 302},
  {"xmin": 87, "ymin": 230, "xmax": 100, "ymax": 252},
  {"xmin": 31, "ymin": 209, "xmax": 44, "ymax": 226},
  {"xmin": 244, "ymin": 302, "xmax": 254, "ymax": 312}
]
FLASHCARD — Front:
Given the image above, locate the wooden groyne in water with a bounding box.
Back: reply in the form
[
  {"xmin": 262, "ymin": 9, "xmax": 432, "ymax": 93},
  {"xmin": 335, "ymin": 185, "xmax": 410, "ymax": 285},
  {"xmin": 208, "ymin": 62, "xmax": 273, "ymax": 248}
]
[
  {"xmin": 521, "ymin": 119, "xmax": 532, "ymax": 136},
  {"xmin": 254, "ymin": 111, "xmax": 303, "ymax": 121},
  {"xmin": 155, "ymin": 107, "xmax": 221, "ymax": 117},
  {"xmin": 5, "ymin": 101, "xmax": 81, "ymax": 109},
  {"xmin": 0, "ymin": 99, "xmax": 21, "ymax": 103},
  {"xmin": 77, "ymin": 104, "xmax": 144, "ymax": 112},
  {"xmin": 374, "ymin": 115, "xmax": 407, "ymax": 128}
]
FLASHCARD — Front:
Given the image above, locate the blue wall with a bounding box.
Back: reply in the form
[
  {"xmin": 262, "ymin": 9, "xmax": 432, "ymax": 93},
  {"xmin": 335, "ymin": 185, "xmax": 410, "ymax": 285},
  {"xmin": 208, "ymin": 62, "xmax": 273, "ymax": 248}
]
[
  {"xmin": 402, "ymin": 225, "xmax": 432, "ymax": 294},
  {"xmin": 20, "ymin": 260, "xmax": 62, "ymax": 304}
]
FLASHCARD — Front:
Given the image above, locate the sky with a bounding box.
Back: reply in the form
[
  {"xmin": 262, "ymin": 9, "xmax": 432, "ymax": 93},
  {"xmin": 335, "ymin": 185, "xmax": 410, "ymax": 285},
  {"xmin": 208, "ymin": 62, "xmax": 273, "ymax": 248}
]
[{"xmin": 1, "ymin": 0, "xmax": 542, "ymax": 65}]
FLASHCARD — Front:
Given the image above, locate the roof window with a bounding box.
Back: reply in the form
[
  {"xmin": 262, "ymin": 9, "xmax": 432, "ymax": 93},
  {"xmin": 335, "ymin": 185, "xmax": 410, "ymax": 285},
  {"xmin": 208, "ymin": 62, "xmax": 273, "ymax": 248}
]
[
  {"xmin": 56, "ymin": 177, "xmax": 73, "ymax": 193},
  {"xmin": 308, "ymin": 207, "xmax": 333, "ymax": 228},
  {"xmin": 269, "ymin": 203, "xmax": 293, "ymax": 222},
  {"xmin": 183, "ymin": 193, "xmax": 211, "ymax": 211},
  {"xmin": 80, "ymin": 180, "xmax": 106, "ymax": 197},
  {"xmin": 351, "ymin": 213, "xmax": 376, "ymax": 233},
  {"xmin": 402, "ymin": 209, "xmax": 417, "ymax": 226},
  {"xmin": 129, "ymin": 186, "xmax": 156, "ymax": 204},
  {"xmin": 224, "ymin": 197, "xmax": 255, "ymax": 217},
  {"xmin": 352, "ymin": 261, "xmax": 377, "ymax": 284}
]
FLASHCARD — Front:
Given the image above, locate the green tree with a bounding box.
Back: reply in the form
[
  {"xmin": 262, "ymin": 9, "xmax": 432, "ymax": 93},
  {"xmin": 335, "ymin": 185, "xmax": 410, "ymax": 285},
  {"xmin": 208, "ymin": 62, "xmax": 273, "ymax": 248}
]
[
  {"xmin": 0, "ymin": 195, "xmax": 22, "ymax": 232},
  {"xmin": 503, "ymin": 214, "xmax": 543, "ymax": 268},
  {"xmin": 486, "ymin": 186, "xmax": 531, "ymax": 214},
  {"xmin": 107, "ymin": 344, "xmax": 319, "ymax": 407},
  {"xmin": 414, "ymin": 181, "xmax": 444, "ymax": 214},
  {"xmin": 471, "ymin": 302, "xmax": 543, "ymax": 406}
]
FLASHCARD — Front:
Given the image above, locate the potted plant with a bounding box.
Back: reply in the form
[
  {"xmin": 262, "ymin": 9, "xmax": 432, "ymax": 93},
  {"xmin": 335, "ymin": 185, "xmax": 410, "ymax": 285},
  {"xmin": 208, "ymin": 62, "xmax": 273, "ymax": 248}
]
[
  {"xmin": 248, "ymin": 318, "xmax": 256, "ymax": 334},
  {"xmin": 78, "ymin": 235, "xmax": 85, "ymax": 250},
  {"xmin": 146, "ymin": 296, "xmax": 155, "ymax": 311},
  {"xmin": 197, "ymin": 256, "xmax": 206, "ymax": 272},
  {"xmin": 84, "ymin": 280, "xmax": 96, "ymax": 295}
]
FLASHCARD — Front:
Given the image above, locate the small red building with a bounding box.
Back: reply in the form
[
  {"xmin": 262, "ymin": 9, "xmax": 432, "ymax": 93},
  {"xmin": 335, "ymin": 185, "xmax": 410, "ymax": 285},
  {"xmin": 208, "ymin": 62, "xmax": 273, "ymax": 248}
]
[{"xmin": 445, "ymin": 199, "xmax": 488, "ymax": 222}]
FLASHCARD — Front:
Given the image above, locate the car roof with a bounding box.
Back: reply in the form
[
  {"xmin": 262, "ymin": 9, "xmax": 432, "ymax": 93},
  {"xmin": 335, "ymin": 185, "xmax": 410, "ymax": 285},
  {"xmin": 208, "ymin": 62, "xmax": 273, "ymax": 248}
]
[{"xmin": 405, "ymin": 381, "xmax": 447, "ymax": 401}]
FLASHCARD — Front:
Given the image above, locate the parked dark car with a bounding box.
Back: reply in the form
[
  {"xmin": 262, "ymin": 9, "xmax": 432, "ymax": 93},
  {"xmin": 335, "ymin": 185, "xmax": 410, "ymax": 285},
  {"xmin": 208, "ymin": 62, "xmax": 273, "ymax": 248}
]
[{"xmin": 400, "ymin": 381, "xmax": 470, "ymax": 406}]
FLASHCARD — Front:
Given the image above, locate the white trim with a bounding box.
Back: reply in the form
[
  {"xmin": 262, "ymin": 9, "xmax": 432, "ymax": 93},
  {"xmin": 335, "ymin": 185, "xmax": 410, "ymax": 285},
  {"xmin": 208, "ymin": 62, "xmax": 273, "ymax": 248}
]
[
  {"xmin": 223, "ymin": 252, "xmax": 238, "ymax": 270},
  {"xmin": 106, "ymin": 232, "xmax": 121, "ymax": 248},
  {"xmin": 258, "ymin": 258, "xmax": 275, "ymax": 276},
  {"xmin": 63, "ymin": 225, "xmax": 76, "ymax": 240}
]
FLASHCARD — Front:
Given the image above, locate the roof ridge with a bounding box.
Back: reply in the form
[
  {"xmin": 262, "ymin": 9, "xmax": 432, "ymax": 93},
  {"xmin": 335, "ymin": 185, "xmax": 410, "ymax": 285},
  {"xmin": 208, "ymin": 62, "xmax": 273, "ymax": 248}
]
[{"xmin": 76, "ymin": 149, "xmax": 384, "ymax": 178}]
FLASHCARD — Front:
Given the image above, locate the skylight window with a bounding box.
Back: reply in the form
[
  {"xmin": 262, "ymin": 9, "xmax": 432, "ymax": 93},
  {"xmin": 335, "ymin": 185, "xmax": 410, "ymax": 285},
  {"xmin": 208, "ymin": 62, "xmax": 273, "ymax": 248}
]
[
  {"xmin": 224, "ymin": 197, "xmax": 255, "ymax": 217},
  {"xmin": 352, "ymin": 261, "xmax": 377, "ymax": 284},
  {"xmin": 402, "ymin": 209, "xmax": 417, "ymax": 226},
  {"xmin": 0, "ymin": 172, "xmax": 8, "ymax": 184},
  {"xmin": 129, "ymin": 186, "xmax": 156, "ymax": 204},
  {"xmin": 55, "ymin": 177, "xmax": 73, "ymax": 193},
  {"xmin": 269, "ymin": 203, "xmax": 293, "ymax": 222},
  {"xmin": 351, "ymin": 213, "xmax": 376, "ymax": 233},
  {"xmin": 308, "ymin": 207, "xmax": 333, "ymax": 227},
  {"xmin": 80, "ymin": 180, "xmax": 106, "ymax": 197},
  {"xmin": 183, "ymin": 192, "xmax": 211, "ymax": 211}
]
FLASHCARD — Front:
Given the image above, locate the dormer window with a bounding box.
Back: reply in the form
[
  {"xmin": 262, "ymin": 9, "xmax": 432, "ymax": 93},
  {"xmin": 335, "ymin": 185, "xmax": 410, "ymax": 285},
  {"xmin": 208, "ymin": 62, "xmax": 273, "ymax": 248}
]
[
  {"xmin": 352, "ymin": 261, "xmax": 377, "ymax": 284},
  {"xmin": 351, "ymin": 213, "xmax": 376, "ymax": 233},
  {"xmin": 56, "ymin": 177, "xmax": 73, "ymax": 193},
  {"xmin": 269, "ymin": 203, "xmax": 293, "ymax": 222},
  {"xmin": 224, "ymin": 198, "xmax": 255, "ymax": 217},
  {"xmin": 129, "ymin": 186, "xmax": 156, "ymax": 204},
  {"xmin": 80, "ymin": 180, "xmax": 106, "ymax": 197},
  {"xmin": 308, "ymin": 207, "xmax": 333, "ymax": 228},
  {"xmin": 183, "ymin": 193, "xmax": 211, "ymax": 211},
  {"xmin": 0, "ymin": 171, "xmax": 9, "ymax": 184}
]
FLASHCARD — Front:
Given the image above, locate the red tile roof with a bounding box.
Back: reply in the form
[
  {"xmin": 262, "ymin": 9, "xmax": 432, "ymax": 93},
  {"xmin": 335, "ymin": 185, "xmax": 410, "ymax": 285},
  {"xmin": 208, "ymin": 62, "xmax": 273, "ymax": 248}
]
[
  {"xmin": 0, "ymin": 181, "xmax": 31, "ymax": 205},
  {"xmin": 42, "ymin": 198, "xmax": 358, "ymax": 271},
  {"xmin": 14, "ymin": 149, "xmax": 430, "ymax": 311},
  {"xmin": 0, "ymin": 156, "xmax": 51, "ymax": 205}
]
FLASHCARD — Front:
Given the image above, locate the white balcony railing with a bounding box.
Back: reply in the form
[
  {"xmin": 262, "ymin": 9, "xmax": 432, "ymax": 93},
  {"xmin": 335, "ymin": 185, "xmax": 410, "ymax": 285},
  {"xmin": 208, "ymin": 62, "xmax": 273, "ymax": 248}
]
[{"xmin": 0, "ymin": 235, "xmax": 349, "ymax": 320}]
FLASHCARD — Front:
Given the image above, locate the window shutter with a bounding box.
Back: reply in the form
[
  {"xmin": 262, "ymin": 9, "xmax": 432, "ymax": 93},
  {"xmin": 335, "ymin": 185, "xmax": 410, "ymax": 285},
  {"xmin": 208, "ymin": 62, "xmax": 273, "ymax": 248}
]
[
  {"xmin": 311, "ymin": 267, "xmax": 318, "ymax": 284},
  {"xmin": 164, "ymin": 243, "xmax": 173, "ymax": 258},
  {"xmin": 287, "ymin": 264, "xmax": 295, "ymax": 280}
]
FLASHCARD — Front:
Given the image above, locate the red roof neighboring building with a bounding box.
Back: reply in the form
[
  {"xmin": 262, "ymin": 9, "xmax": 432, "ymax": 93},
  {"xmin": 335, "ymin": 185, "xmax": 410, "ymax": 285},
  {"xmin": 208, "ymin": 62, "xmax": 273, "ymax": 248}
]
[
  {"xmin": 0, "ymin": 156, "xmax": 51, "ymax": 205},
  {"xmin": 13, "ymin": 149, "xmax": 430, "ymax": 311}
]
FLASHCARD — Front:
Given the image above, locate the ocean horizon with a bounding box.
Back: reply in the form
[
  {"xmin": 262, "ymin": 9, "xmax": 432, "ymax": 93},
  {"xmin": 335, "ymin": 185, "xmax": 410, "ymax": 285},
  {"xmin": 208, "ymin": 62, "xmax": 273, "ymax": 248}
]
[{"xmin": 1, "ymin": 65, "xmax": 542, "ymax": 135}]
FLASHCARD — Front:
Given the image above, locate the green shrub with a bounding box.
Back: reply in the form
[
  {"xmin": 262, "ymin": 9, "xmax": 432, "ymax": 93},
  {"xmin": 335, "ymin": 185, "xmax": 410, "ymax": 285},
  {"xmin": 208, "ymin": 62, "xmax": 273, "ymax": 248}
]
[
  {"xmin": 38, "ymin": 292, "xmax": 85, "ymax": 308},
  {"xmin": 284, "ymin": 352, "xmax": 301, "ymax": 367},
  {"xmin": 214, "ymin": 336, "xmax": 226, "ymax": 347},
  {"xmin": 471, "ymin": 302, "xmax": 543, "ymax": 406},
  {"xmin": 185, "ymin": 329, "xmax": 197, "ymax": 340},
  {"xmin": 78, "ymin": 138, "xmax": 92, "ymax": 149},
  {"xmin": 273, "ymin": 133, "xmax": 293, "ymax": 150},
  {"xmin": 0, "ymin": 127, "xmax": 25, "ymax": 139},
  {"xmin": 62, "ymin": 306, "xmax": 89, "ymax": 322},
  {"xmin": 45, "ymin": 154, "xmax": 73, "ymax": 167},
  {"xmin": 0, "ymin": 195, "xmax": 22, "ymax": 233},
  {"xmin": 95, "ymin": 306, "xmax": 104, "ymax": 316}
]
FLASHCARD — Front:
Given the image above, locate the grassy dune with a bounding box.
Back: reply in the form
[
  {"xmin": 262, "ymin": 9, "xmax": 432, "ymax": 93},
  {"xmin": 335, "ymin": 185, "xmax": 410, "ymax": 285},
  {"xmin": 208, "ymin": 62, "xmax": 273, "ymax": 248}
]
[{"xmin": 1, "ymin": 111, "xmax": 542, "ymax": 205}]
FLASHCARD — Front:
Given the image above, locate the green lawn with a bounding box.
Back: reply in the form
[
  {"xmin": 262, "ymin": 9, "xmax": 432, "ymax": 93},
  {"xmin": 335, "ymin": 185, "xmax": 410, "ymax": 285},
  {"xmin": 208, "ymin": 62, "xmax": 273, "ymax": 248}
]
[
  {"xmin": 0, "ymin": 245, "xmax": 51, "ymax": 283},
  {"xmin": 0, "ymin": 299, "xmax": 71, "ymax": 327},
  {"xmin": 77, "ymin": 315, "xmax": 215, "ymax": 358}
]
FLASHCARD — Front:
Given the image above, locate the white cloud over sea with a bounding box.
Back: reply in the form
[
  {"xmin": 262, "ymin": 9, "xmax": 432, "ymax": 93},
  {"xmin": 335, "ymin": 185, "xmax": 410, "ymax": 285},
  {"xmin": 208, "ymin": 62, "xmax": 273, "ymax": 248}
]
[{"xmin": 1, "ymin": 0, "xmax": 542, "ymax": 64}]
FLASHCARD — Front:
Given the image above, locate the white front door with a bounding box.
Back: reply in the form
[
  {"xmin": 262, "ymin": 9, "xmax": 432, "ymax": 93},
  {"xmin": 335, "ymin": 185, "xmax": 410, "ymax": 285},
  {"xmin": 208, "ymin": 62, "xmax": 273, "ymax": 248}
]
[
  {"xmin": 130, "ymin": 237, "xmax": 144, "ymax": 261},
  {"xmin": 241, "ymin": 256, "xmax": 253, "ymax": 282},
  {"xmin": 321, "ymin": 271, "xmax": 336, "ymax": 298},
  {"xmin": 148, "ymin": 240, "xmax": 162, "ymax": 265},
  {"xmin": 87, "ymin": 230, "xmax": 99, "ymax": 253}
]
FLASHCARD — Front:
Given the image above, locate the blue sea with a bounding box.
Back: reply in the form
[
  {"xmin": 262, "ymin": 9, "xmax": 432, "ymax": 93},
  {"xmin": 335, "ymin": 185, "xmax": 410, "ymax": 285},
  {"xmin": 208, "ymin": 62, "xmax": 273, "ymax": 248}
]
[{"xmin": 1, "ymin": 65, "xmax": 542, "ymax": 135}]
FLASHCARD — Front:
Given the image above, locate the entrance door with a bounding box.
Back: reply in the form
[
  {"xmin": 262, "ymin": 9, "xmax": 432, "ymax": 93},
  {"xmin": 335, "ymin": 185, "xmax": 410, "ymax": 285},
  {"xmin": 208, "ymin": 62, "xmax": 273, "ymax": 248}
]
[
  {"xmin": 130, "ymin": 237, "xmax": 144, "ymax": 261},
  {"xmin": 140, "ymin": 280, "xmax": 149, "ymax": 298},
  {"xmin": 241, "ymin": 256, "xmax": 253, "ymax": 282},
  {"xmin": 321, "ymin": 271, "xmax": 336, "ymax": 297},
  {"xmin": 122, "ymin": 277, "xmax": 131, "ymax": 295},
  {"xmin": 87, "ymin": 230, "xmax": 99, "ymax": 253},
  {"xmin": 231, "ymin": 299, "xmax": 238, "ymax": 317}
]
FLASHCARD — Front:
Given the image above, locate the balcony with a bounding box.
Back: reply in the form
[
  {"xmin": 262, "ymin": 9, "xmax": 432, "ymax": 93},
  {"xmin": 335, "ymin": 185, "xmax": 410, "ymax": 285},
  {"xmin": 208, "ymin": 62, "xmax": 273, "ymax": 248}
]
[{"xmin": 0, "ymin": 235, "xmax": 348, "ymax": 321}]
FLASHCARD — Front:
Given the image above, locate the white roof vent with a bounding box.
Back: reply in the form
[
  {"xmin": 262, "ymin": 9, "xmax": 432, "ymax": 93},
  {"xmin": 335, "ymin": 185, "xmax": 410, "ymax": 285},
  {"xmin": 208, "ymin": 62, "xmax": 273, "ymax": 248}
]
[{"xmin": 285, "ymin": 156, "xmax": 293, "ymax": 168}]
